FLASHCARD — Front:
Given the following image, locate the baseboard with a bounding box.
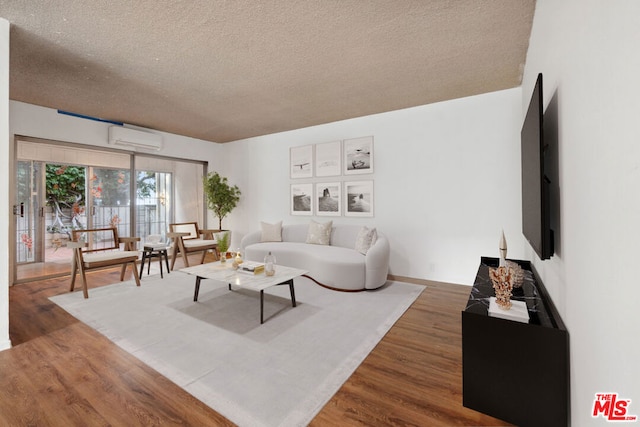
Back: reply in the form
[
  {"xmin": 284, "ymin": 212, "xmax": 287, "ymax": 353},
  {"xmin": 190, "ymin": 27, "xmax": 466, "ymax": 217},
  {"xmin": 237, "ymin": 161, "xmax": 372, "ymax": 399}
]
[
  {"xmin": 387, "ymin": 274, "xmax": 470, "ymax": 289},
  {"xmin": 387, "ymin": 274, "xmax": 430, "ymax": 286},
  {"xmin": 0, "ymin": 338, "xmax": 12, "ymax": 352}
]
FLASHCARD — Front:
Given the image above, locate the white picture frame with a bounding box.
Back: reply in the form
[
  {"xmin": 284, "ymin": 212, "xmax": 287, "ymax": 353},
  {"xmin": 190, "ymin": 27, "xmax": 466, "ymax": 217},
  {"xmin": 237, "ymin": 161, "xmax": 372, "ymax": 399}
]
[
  {"xmin": 315, "ymin": 140, "xmax": 342, "ymax": 177},
  {"xmin": 345, "ymin": 180, "xmax": 374, "ymax": 217},
  {"xmin": 344, "ymin": 136, "xmax": 373, "ymax": 175},
  {"xmin": 315, "ymin": 182, "xmax": 341, "ymax": 216},
  {"xmin": 290, "ymin": 145, "xmax": 313, "ymax": 179},
  {"xmin": 291, "ymin": 183, "xmax": 313, "ymax": 216}
]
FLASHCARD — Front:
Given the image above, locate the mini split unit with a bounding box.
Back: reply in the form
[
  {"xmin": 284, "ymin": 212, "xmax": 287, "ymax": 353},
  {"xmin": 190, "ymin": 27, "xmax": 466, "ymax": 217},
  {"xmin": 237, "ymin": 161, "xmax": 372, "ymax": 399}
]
[{"xmin": 108, "ymin": 126, "xmax": 163, "ymax": 151}]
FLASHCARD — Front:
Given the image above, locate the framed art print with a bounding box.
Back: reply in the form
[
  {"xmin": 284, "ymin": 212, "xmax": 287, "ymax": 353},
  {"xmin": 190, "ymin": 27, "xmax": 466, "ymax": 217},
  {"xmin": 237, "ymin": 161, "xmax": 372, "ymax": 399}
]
[
  {"xmin": 345, "ymin": 180, "xmax": 373, "ymax": 217},
  {"xmin": 291, "ymin": 183, "xmax": 313, "ymax": 215},
  {"xmin": 290, "ymin": 145, "xmax": 313, "ymax": 179},
  {"xmin": 315, "ymin": 140, "xmax": 341, "ymax": 177},
  {"xmin": 315, "ymin": 182, "xmax": 341, "ymax": 216},
  {"xmin": 344, "ymin": 136, "xmax": 373, "ymax": 175}
]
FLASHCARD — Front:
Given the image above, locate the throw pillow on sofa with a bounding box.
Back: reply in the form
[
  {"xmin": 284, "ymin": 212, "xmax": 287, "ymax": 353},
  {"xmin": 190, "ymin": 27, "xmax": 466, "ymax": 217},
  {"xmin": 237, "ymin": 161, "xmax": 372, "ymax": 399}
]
[
  {"xmin": 355, "ymin": 226, "xmax": 378, "ymax": 254},
  {"xmin": 306, "ymin": 220, "xmax": 332, "ymax": 245},
  {"xmin": 261, "ymin": 221, "xmax": 283, "ymax": 242}
]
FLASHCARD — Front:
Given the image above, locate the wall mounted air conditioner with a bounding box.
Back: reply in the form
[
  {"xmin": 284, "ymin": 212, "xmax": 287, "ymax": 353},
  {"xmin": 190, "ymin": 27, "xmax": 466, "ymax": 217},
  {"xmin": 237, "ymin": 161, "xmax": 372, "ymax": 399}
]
[{"xmin": 108, "ymin": 126, "xmax": 163, "ymax": 151}]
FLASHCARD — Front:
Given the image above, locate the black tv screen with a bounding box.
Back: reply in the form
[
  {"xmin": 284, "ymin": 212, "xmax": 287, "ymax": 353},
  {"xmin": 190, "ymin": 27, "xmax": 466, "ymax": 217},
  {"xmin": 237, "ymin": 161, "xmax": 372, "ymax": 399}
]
[{"xmin": 521, "ymin": 73, "xmax": 553, "ymax": 260}]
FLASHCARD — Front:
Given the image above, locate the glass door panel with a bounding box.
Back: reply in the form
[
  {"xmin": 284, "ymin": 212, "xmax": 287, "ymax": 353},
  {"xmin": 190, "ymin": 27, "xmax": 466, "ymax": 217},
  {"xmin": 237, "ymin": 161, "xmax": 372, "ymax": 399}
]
[
  {"xmin": 88, "ymin": 167, "xmax": 131, "ymax": 237},
  {"xmin": 15, "ymin": 161, "xmax": 38, "ymax": 265},
  {"xmin": 135, "ymin": 170, "xmax": 173, "ymax": 245},
  {"xmin": 15, "ymin": 162, "xmax": 85, "ymax": 281},
  {"xmin": 45, "ymin": 163, "xmax": 86, "ymax": 265}
]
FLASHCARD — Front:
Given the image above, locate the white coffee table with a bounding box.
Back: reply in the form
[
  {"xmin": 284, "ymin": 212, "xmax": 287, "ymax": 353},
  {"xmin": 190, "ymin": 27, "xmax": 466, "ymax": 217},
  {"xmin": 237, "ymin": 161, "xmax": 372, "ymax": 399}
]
[{"xmin": 181, "ymin": 262, "xmax": 308, "ymax": 324}]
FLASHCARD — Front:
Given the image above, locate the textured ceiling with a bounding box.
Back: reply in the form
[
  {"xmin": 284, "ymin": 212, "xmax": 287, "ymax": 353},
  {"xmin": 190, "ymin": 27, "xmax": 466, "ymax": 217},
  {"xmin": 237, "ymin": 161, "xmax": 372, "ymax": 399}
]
[{"xmin": 0, "ymin": 1, "xmax": 536, "ymax": 143}]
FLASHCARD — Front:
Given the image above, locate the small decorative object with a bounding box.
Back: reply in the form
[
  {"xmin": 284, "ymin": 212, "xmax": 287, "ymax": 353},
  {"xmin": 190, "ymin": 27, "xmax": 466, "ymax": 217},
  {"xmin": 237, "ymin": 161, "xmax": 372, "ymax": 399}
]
[
  {"xmin": 216, "ymin": 231, "xmax": 230, "ymax": 263},
  {"xmin": 489, "ymin": 266, "xmax": 513, "ymax": 310},
  {"xmin": 499, "ymin": 230, "xmax": 508, "ymax": 267},
  {"xmin": 506, "ymin": 260, "xmax": 525, "ymax": 288},
  {"xmin": 235, "ymin": 249, "xmax": 243, "ymax": 265},
  {"xmin": 264, "ymin": 251, "xmax": 276, "ymax": 276}
]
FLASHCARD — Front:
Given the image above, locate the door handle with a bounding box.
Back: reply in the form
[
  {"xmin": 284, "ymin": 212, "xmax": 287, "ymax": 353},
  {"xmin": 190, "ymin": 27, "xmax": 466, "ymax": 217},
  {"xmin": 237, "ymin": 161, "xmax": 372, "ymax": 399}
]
[{"xmin": 13, "ymin": 203, "xmax": 25, "ymax": 217}]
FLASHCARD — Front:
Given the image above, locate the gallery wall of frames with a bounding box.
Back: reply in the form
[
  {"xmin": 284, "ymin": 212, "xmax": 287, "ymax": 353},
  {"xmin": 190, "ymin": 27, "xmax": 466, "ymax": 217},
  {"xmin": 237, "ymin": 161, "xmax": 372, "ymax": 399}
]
[{"xmin": 289, "ymin": 136, "xmax": 374, "ymax": 217}]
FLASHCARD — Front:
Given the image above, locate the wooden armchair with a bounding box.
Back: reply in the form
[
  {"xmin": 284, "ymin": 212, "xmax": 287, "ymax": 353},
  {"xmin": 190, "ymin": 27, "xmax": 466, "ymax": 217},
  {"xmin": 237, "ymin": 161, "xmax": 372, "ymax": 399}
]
[
  {"xmin": 168, "ymin": 222, "xmax": 218, "ymax": 270},
  {"xmin": 69, "ymin": 227, "xmax": 141, "ymax": 298}
]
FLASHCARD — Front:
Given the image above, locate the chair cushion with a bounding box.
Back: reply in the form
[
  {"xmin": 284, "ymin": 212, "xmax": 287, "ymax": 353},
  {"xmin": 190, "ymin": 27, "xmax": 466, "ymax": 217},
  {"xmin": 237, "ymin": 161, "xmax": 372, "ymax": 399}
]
[
  {"xmin": 83, "ymin": 250, "xmax": 139, "ymax": 263},
  {"xmin": 183, "ymin": 239, "xmax": 217, "ymax": 249}
]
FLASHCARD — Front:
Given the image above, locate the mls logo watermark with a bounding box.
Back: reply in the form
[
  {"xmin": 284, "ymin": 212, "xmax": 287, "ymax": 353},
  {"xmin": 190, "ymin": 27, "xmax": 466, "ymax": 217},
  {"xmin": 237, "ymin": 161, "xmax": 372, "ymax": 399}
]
[{"xmin": 593, "ymin": 393, "xmax": 637, "ymax": 422}]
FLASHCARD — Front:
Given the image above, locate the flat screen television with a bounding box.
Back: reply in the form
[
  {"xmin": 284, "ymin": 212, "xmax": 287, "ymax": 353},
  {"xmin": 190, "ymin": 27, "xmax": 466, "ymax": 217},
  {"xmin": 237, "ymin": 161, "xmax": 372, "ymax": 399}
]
[{"xmin": 521, "ymin": 73, "xmax": 554, "ymax": 260}]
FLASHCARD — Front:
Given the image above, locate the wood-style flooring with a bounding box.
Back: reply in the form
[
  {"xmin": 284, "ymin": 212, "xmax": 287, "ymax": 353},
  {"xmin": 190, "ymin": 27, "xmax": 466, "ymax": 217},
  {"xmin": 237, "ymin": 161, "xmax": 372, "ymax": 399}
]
[{"xmin": 2, "ymin": 255, "xmax": 512, "ymax": 426}]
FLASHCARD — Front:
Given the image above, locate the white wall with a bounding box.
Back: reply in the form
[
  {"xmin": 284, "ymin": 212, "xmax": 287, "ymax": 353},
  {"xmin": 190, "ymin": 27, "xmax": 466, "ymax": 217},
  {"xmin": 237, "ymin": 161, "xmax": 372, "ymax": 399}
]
[
  {"xmin": 524, "ymin": 1, "xmax": 640, "ymax": 425},
  {"xmin": 0, "ymin": 18, "xmax": 11, "ymax": 351},
  {"xmin": 228, "ymin": 88, "xmax": 525, "ymax": 284}
]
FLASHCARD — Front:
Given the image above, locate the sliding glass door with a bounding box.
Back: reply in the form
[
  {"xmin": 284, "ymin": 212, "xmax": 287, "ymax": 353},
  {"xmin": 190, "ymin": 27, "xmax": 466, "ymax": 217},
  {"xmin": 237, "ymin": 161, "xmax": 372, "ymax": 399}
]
[
  {"xmin": 14, "ymin": 162, "xmax": 134, "ymax": 282},
  {"xmin": 14, "ymin": 138, "xmax": 205, "ymax": 284}
]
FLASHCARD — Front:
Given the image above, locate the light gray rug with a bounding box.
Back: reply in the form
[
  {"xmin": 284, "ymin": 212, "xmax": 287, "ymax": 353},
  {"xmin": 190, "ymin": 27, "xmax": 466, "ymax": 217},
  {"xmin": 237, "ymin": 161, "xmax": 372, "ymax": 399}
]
[{"xmin": 51, "ymin": 271, "xmax": 424, "ymax": 427}]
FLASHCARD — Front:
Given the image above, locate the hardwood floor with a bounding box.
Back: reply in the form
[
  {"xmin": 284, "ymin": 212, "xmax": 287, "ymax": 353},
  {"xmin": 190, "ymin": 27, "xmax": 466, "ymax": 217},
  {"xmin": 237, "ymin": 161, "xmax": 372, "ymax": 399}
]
[{"xmin": 2, "ymin": 257, "xmax": 512, "ymax": 426}]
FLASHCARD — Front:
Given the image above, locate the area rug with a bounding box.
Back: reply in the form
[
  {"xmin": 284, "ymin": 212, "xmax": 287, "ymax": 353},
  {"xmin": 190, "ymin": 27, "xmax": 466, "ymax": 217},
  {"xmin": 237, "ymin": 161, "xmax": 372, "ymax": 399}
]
[{"xmin": 50, "ymin": 271, "xmax": 424, "ymax": 427}]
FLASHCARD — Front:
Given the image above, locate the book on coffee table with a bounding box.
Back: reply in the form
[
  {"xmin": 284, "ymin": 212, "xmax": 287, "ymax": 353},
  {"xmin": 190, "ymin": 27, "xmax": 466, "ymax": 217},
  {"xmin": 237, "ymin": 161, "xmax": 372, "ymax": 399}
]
[{"xmin": 238, "ymin": 261, "xmax": 265, "ymax": 275}]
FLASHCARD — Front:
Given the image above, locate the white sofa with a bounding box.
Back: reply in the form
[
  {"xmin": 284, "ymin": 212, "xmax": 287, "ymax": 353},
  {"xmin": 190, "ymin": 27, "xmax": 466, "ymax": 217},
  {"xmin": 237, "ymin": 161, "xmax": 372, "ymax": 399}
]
[{"xmin": 240, "ymin": 223, "xmax": 390, "ymax": 291}]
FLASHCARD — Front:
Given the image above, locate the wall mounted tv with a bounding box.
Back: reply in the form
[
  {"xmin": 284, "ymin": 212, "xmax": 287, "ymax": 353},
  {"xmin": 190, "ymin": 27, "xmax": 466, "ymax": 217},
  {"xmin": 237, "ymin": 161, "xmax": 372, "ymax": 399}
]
[{"xmin": 521, "ymin": 73, "xmax": 554, "ymax": 260}]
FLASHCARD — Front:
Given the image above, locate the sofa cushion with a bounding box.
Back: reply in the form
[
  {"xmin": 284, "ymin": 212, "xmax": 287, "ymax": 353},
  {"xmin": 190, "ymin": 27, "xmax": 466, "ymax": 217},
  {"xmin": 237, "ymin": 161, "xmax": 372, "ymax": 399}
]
[
  {"xmin": 261, "ymin": 221, "xmax": 282, "ymax": 242},
  {"xmin": 306, "ymin": 220, "xmax": 332, "ymax": 245},
  {"xmin": 355, "ymin": 226, "xmax": 378, "ymax": 255}
]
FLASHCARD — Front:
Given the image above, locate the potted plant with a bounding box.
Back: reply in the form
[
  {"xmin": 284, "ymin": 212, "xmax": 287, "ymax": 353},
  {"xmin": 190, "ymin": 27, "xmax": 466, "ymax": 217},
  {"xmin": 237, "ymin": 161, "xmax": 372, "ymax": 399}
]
[
  {"xmin": 203, "ymin": 172, "xmax": 241, "ymax": 231},
  {"xmin": 216, "ymin": 231, "xmax": 230, "ymax": 262}
]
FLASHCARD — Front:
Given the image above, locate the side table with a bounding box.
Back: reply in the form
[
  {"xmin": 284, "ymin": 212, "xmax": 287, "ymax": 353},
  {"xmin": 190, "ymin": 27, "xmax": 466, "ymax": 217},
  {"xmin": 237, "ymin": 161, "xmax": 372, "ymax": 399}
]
[{"xmin": 140, "ymin": 244, "xmax": 171, "ymax": 278}]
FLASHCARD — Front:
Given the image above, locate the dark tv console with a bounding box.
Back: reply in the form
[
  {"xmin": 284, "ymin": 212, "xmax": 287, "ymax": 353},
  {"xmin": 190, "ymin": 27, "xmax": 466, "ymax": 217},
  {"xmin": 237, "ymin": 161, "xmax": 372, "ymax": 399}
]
[{"xmin": 462, "ymin": 257, "xmax": 569, "ymax": 427}]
